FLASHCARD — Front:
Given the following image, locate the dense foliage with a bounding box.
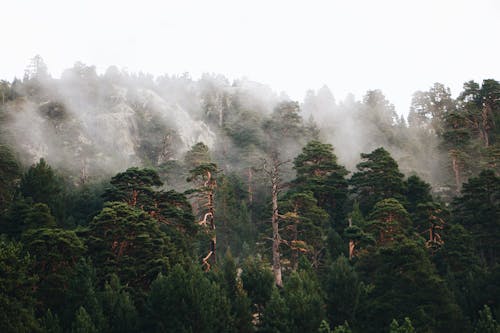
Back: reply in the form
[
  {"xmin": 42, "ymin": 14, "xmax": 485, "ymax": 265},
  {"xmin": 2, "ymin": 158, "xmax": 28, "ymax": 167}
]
[{"xmin": 0, "ymin": 58, "xmax": 499, "ymax": 332}]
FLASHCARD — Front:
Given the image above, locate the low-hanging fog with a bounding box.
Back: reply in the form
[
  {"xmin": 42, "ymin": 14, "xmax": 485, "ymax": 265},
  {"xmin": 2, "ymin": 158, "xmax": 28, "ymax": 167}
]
[{"xmin": 1, "ymin": 60, "xmax": 449, "ymax": 188}]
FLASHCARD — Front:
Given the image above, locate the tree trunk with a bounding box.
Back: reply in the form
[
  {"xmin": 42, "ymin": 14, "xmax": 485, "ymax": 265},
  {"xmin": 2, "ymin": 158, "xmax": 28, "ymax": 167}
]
[
  {"xmin": 451, "ymin": 153, "xmax": 461, "ymax": 192},
  {"xmin": 248, "ymin": 167, "xmax": 253, "ymax": 205},
  {"xmin": 348, "ymin": 218, "xmax": 355, "ymax": 260},
  {"xmin": 271, "ymin": 173, "xmax": 283, "ymax": 287}
]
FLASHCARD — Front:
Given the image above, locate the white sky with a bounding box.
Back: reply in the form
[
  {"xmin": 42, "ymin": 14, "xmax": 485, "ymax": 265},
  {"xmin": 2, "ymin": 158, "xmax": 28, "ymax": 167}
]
[{"xmin": 1, "ymin": 0, "xmax": 499, "ymax": 115}]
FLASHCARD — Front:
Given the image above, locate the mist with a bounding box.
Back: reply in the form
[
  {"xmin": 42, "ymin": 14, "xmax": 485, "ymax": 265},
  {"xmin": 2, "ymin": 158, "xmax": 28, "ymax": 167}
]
[{"xmin": 1, "ymin": 60, "xmax": 449, "ymax": 188}]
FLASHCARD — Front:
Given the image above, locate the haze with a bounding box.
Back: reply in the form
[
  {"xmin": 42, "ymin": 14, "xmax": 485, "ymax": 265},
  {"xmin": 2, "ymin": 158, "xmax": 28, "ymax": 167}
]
[{"xmin": 1, "ymin": 0, "xmax": 499, "ymax": 115}]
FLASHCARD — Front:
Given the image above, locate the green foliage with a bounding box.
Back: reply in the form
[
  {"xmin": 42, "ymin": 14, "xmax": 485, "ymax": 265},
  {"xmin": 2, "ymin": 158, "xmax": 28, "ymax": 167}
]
[
  {"xmin": 0, "ymin": 144, "xmax": 21, "ymax": 211},
  {"xmin": 147, "ymin": 264, "xmax": 233, "ymax": 333},
  {"xmin": 241, "ymin": 256, "xmax": 275, "ymax": 313},
  {"xmin": 20, "ymin": 158, "xmax": 66, "ymax": 222},
  {"xmin": 22, "ymin": 227, "xmax": 85, "ymax": 314},
  {"xmin": 63, "ymin": 259, "xmax": 104, "ymax": 331},
  {"xmin": 87, "ymin": 202, "xmax": 172, "ymax": 292},
  {"xmin": 216, "ymin": 174, "xmax": 255, "ymax": 257},
  {"xmin": 280, "ymin": 190, "xmax": 330, "ymax": 269},
  {"xmin": 350, "ymin": 148, "xmax": 406, "ymax": 215},
  {"xmin": 405, "ymin": 175, "xmax": 432, "ymax": 214},
  {"xmin": 0, "ymin": 238, "xmax": 39, "ymax": 333},
  {"xmin": 283, "ymin": 269, "xmax": 326, "ymax": 333},
  {"xmin": 366, "ymin": 198, "xmax": 411, "ymax": 246},
  {"xmin": 103, "ymin": 167, "xmax": 162, "ymax": 209},
  {"xmin": 184, "ymin": 142, "xmax": 211, "ymax": 169},
  {"xmin": 71, "ymin": 306, "xmax": 98, "ymax": 333},
  {"xmin": 293, "ymin": 140, "xmax": 348, "ymax": 225},
  {"xmin": 219, "ymin": 251, "xmax": 253, "ymax": 333},
  {"xmin": 39, "ymin": 309, "xmax": 63, "ymax": 333},
  {"xmin": 452, "ymin": 169, "xmax": 500, "ymax": 266},
  {"xmin": 356, "ymin": 238, "xmax": 463, "ymax": 333},
  {"xmin": 0, "ymin": 199, "xmax": 56, "ymax": 238},
  {"xmin": 474, "ymin": 305, "xmax": 500, "ymax": 333},
  {"xmin": 325, "ymin": 255, "xmax": 360, "ymax": 326},
  {"xmin": 259, "ymin": 288, "xmax": 290, "ymax": 333},
  {"xmin": 389, "ymin": 317, "xmax": 415, "ymax": 333},
  {"xmin": 100, "ymin": 274, "xmax": 139, "ymax": 333}
]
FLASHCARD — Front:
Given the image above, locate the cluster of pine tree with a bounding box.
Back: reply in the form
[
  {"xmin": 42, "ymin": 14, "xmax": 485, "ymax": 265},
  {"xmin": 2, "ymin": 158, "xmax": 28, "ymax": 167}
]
[{"xmin": 0, "ymin": 59, "xmax": 499, "ymax": 332}]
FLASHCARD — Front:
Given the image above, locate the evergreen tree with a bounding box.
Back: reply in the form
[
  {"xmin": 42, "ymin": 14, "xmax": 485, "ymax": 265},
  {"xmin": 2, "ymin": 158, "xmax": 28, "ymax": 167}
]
[
  {"xmin": 350, "ymin": 148, "xmax": 406, "ymax": 215},
  {"xmin": 366, "ymin": 198, "xmax": 411, "ymax": 246},
  {"xmin": 283, "ymin": 269, "xmax": 326, "ymax": 333},
  {"xmin": 292, "ymin": 140, "xmax": 348, "ymax": 226},
  {"xmin": 0, "ymin": 144, "xmax": 20, "ymax": 212},
  {"xmin": 325, "ymin": 255, "xmax": 360, "ymax": 327},
  {"xmin": 71, "ymin": 307, "xmax": 98, "ymax": 333},
  {"xmin": 259, "ymin": 288, "xmax": 290, "ymax": 333},
  {"xmin": 0, "ymin": 239, "xmax": 39, "ymax": 333},
  {"xmin": 389, "ymin": 317, "xmax": 415, "ymax": 333},
  {"xmin": 474, "ymin": 305, "xmax": 500, "ymax": 333},
  {"xmin": 452, "ymin": 169, "xmax": 500, "ymax": 267},
  {"xmin": 147, "ymin": 264, "xmax": 233, "ymax": 333},
  {"xmin": 356, "ymin": 238, "xmax": 463, "ymax": 333},
  {"xmin": 280, "ymin": 191, "xmax": 329, "ymax": 269},
  {"xmin": 87, "ymin": 202, "xmax": 172, "ymax": 292},
  {"xmin": 100, "ymin": 274, "xmax": 139, "ymax": 333},
  {"xmin": 22, "ymin": 227, "xmax": 85, "ymax": 314},
  {"xmin": 241, "ymin": 256, "xmax": 275, "ymax": 315},
  {"xmin": 20, "ymin": 158, "xmax": 65, "ymax": 221}
]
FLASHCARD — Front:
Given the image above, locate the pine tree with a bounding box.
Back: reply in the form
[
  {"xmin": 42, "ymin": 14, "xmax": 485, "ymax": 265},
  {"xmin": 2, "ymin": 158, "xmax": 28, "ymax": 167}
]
[
  {"xmin": 325, "ymin": 255, "xmax": 360, "ymax": 327},
  {"xmin": 292, "ymin": 140, "xmax": 348, "ymax": 226},
  {"xmin": 350, "ymin": 148, "xmax": 406, "ymax": 215},
  {"xmin": 474, "ymin": 305, "xmax": 500, "ymax": 333}
]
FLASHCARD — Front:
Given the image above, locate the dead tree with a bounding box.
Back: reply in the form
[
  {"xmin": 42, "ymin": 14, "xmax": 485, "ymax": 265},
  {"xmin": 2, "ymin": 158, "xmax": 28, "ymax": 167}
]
[
  {"xmin": 187, "ymin": 163, "xmax": 218, "ymax": 271},
  {"xmin": 262, "ymin": 153, "xmax": 289, "ymax": 288}
]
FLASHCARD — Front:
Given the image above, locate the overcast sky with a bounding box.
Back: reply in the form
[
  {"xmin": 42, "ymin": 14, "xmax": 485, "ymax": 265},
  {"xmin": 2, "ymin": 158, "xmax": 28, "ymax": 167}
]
[{"xmin": 1, "ymin": 0, "xmax": 499, "ymax": 115}]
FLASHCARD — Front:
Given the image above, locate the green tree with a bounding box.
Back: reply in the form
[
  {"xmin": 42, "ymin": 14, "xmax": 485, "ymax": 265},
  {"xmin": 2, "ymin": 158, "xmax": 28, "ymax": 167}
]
[
  {"xmin": 0, "ymin": 144, "xmax": 21, "ymax": 212},
  {"xmin": 218, "ymin": 250, "xmax": 253, "ymax": 333},
  {"xmin": 292, "ymin": 140, "xmax": 348, "ymax": 226},
  {"xmin": 62, "ymin": 259, "xmax": 104, "ymax": 331},
  {"xmin": 280, "ymin": 191, "xmax": 329, "ymax": 269},
  {"xmin": 259, "ymin": 288, "xmax": 290, "ymax": 333},
  {"xmin": 20, "ymin": 158, "xmax": 64, "ymax": 221},
  {"xmin": 452, "ymin": 169, "xmax": 500, "ymax": 267},
  {"xmin": 71, "ymin": 307, "xmax": 98, "ymax": 333},
  {"xmin": 100, "ymin": 274, "xmax": 139, "ymax": 333},
  {"xmin": 350, "ymin": 148, "xmax": 406, "ymax": 215},
  {"xmin": 39, "ymin": 309, "xmax": 63, "ymax": 333},
  {"xmin": 103, "ymin": 167, "xmax": 162, "ymax": 210},
  {"xmin": 22, "ymin": 228, "xmax": 85, "ymax": 314},
  {"xmin": 474, "ymin": 305, "xmax": 500, "ymax": 333},
  {"xmin": 389, "ymin": 317, "xmax": 415, "ymax": 333},
  {"xmin": 184, "ymin": 142, "xmax": 212, "ymax": 169},
  {"xmin": 356, "ymin": 239, "xmax": 463, "ymax": 333},
  {"xmin": 325, "ymin": 255, "xmax": 360, "ymax": 327},
  {"xmin": 0, "ymin": 239, "xmax": 39, "ymax": 333},
  {"xmin": 147, "ymin": 264, "xmax": 233, "ymax": 333},
  {"xmin": 87, "ymin": 202, "xmax": 172, "ymax": 292},
  {"xmin": 366, "ymin": 198, "xmax": 411, "ymax": 246},
  {"xmin": 408, "ymin": 83, "xmax": 455, "ymax": 135},
  {"xmin": 283, "ymin": 269, "xmax": 326, "ymax": 333},
  {"xmin": 241, "ymin": 256, "xmax": 275, "ymax": 315}
]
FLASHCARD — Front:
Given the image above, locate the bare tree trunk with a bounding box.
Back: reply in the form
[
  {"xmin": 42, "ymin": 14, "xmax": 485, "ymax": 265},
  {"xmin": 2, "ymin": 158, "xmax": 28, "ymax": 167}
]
[
  {"xmin": 248, "ymin": 167, "xmax": 253, "ymax": 205},
  {"xmin": 271, "ymin": 175, "xmax": 283, "ymax": 287},
  {"xmin": 451, "ymin": 153, "xmax": 461, "ymax": 193},
  {"xmin": 198, "ymin": 170, "xmax": 217, "ymax": 271},
  {"xmin": 348, "ymin": 217, "xmax": 355, "ymax": 260},
  {"xmin": 263, "ymin": 154, "xmax": 288, "ymax": 288}
]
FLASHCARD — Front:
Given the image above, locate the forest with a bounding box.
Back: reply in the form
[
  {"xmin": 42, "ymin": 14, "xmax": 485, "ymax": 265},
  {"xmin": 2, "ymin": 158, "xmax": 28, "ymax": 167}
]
[{"xmin": 0, "ymin": 56, "xmax": 499, "ymax": 332}]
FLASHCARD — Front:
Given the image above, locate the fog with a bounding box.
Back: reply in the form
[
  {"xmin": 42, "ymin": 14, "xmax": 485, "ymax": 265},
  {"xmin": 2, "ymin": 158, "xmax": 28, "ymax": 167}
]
[{"xmin": 1, "ymin": 60, "xmax": 448, "ymax": 187}]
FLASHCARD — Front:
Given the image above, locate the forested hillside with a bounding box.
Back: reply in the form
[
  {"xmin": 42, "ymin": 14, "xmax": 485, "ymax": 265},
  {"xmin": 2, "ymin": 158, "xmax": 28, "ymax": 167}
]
[{"xmin": 0, "ymin": 57, "xmax": 499, "ymax": 332}]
